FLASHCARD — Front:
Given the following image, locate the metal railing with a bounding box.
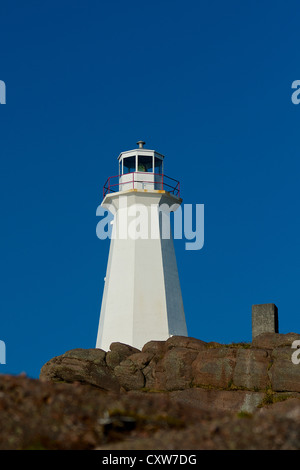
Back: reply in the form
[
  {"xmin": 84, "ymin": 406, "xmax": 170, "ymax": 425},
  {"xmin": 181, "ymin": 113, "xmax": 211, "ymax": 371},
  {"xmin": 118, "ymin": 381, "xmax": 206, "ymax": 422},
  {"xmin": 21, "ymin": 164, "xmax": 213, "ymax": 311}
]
[{"xmin": 103, "ymin": 172, "xmax": 180, "ymax": 199}]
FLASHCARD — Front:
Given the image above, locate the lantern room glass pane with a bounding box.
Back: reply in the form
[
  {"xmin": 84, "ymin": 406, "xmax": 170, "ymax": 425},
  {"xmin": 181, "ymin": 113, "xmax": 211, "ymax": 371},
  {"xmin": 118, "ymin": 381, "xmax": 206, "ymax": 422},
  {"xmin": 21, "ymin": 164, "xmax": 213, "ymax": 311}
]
[
  {"xmin": 138, "ymin": 155, "xmax": 153, "ymax": 172},
  {"xmin": 123, "ymin": 156, "xmax": 136, "ymax": 174},
  {"xmin": 154, "ymin": 157, "xmax": 163, "ymax": 174}
]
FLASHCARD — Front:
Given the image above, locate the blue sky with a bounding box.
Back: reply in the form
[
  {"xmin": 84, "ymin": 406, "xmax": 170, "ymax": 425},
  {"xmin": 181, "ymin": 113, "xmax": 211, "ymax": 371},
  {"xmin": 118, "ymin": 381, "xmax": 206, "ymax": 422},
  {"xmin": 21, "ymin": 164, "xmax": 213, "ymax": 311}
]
[{"xmin": 1, "ymin": 0, "xmax": 300, "ymax": 378}]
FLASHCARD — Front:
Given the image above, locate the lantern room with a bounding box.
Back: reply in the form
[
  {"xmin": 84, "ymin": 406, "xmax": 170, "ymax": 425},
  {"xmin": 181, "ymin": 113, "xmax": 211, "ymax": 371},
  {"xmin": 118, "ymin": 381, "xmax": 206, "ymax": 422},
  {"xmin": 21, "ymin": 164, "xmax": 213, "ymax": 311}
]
[
  {"xmin": 102, "ymin": 141, "xmax": 181, "ymax": 198},
  {"xmin": 118, "ymin": 141, "xmax": 164, "ymax": 191}
]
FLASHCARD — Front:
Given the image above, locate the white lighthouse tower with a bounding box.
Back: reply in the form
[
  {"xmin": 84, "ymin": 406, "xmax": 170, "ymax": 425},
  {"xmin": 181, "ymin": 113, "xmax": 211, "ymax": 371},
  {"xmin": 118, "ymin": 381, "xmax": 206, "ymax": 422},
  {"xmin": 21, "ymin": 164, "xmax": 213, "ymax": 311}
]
[{"xmin": 96, "ymin": 141, "xmax": 187, "ymax": 351}]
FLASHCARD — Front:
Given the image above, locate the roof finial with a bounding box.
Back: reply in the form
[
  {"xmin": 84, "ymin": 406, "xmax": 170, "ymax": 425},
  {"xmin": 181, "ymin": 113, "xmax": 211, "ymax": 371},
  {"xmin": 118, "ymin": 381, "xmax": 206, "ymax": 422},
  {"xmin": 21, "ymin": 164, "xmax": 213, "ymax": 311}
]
[{"xmin": 136, "ymin": 140, "xmax": 146, "ymax": 149}]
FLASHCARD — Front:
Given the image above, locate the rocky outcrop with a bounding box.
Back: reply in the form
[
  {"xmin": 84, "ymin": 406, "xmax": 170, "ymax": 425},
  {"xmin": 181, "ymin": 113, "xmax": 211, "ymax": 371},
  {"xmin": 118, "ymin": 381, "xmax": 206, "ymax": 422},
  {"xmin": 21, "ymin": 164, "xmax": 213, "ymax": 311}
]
[
  {"xmin": 40, "ymin": 333, "xmax": 300, "ymax": 414},
  {"xmin": 39, "ymin": 348, "xmax": 120, "ymax": 392}
]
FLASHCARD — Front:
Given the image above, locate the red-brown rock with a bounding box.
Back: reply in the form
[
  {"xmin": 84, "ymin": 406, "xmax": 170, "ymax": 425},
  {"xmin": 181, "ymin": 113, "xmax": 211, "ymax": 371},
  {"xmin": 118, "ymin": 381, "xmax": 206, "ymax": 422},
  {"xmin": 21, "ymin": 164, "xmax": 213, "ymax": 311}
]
[
  {"xmin": 233, "ymin": 348, "xmax": 271, "ymax": 390},
  {"xmin": 40, "ymin": 348, "xmax": 120, "ymax": 392},
  {"xmin": 192, "ymin": 348, "xmax": 237, "ymax": 388},
  {"xmin": 270, "ymin": 347, "xmax": 300, "ymax": 392},
  {"xmin": 252, "ymin": 332, "xmax": 300, "ymax": 349}
]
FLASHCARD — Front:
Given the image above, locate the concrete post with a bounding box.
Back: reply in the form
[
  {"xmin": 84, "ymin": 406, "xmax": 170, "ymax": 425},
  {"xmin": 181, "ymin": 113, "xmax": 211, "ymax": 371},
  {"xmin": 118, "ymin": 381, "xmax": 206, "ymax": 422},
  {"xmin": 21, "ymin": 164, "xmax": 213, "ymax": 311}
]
[{"xmin": 252, "ymin": 303, "xmax": 279, "ymax": 340}]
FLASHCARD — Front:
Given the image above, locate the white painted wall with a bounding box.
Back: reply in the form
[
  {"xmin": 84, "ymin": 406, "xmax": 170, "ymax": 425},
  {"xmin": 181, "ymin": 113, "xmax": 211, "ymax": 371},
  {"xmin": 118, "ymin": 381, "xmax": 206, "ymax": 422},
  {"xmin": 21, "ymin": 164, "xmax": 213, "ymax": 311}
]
[{"xmin": 96, "ymin": 190, "xmax": 187, "ymax": 351}]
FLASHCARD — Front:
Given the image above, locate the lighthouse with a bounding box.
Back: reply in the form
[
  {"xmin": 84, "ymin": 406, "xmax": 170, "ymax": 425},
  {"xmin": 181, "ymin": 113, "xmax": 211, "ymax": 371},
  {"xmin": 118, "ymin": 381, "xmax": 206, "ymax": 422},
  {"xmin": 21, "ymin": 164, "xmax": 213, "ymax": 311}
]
[{"xmin": 96, "ymin": 141, "xmax": 187, "ymax": 351}]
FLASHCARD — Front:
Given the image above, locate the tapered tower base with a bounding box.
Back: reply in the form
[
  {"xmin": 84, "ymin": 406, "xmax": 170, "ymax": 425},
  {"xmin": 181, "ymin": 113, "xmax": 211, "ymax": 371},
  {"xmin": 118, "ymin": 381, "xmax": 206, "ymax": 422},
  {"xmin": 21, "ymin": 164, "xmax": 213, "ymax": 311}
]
[{"xmin": 96, "ymin": 189, "xmax": 187, "ymax": 351}]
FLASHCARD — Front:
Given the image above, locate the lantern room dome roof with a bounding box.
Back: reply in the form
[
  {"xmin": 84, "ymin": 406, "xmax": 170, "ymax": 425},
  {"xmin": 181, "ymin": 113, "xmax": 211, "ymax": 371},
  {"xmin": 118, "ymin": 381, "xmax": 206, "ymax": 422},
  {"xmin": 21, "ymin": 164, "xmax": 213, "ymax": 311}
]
[{"xmin": 117, "ymin": 141, "xmax": 165, "ymax": 161}]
